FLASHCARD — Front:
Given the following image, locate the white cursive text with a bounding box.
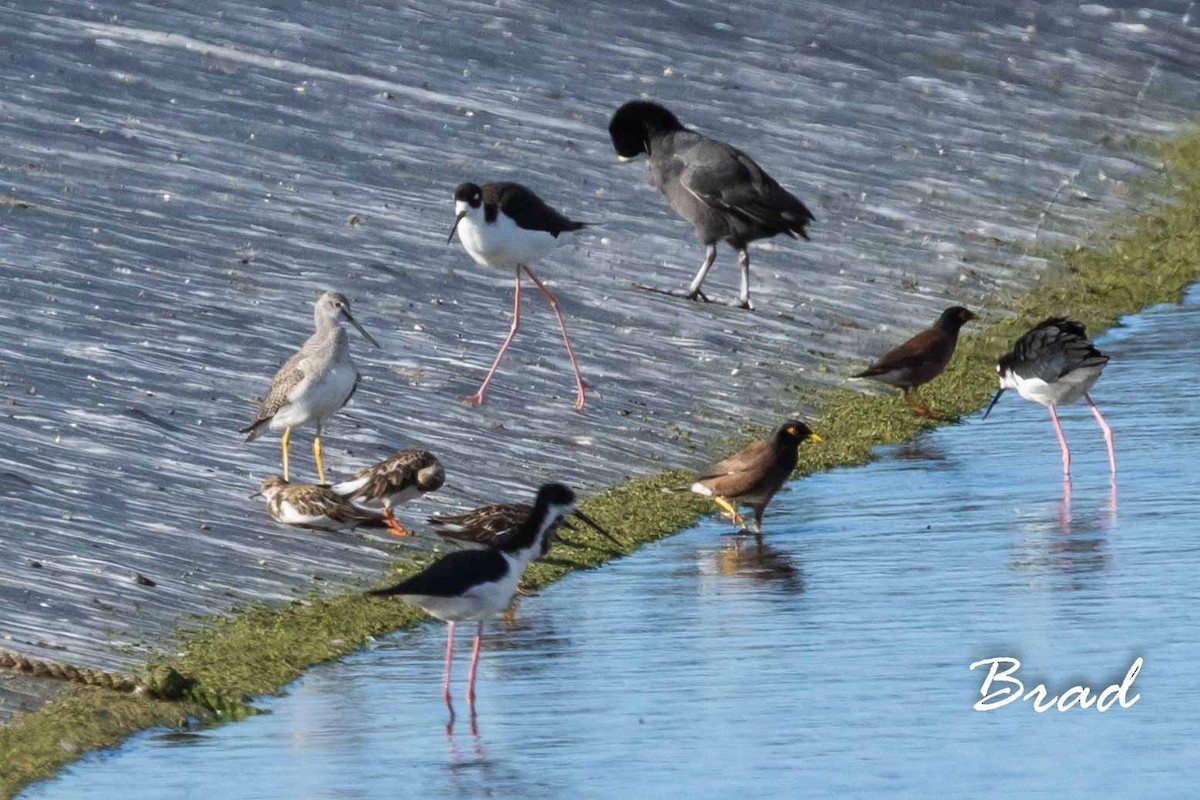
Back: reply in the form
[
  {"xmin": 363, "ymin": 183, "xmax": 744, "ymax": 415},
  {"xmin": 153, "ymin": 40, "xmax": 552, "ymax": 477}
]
[{"xmin": 968, "ymin": 657, "xmax": 1142, "ymax": 712}]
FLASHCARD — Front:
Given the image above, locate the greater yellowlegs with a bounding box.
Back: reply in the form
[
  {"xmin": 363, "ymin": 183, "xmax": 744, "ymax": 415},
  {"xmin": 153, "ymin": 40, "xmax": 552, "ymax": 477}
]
[
  {"xmin": 240, "ymin": 291, "xmax": 379, "ymax": 483},
  {"xmin": 369, "ymin": 483, "xmax": 604, "ymax": 706},
  {"xmin": 447, "ymin": 181, "xmax": 594, "ymax": 411},
  {"xmin": 608, "ymin": 100, "xmax": 814, "ymax": 309},
  {"xmin": 254, "ymin": 475, "xmax": 391, "ymax": 531},
  {"xmin": 682, "ymin": 420, "xmax": 821, "ymax": 534},
  {"xmin": 854, "ymin": 306, "xmax": 978, "ymax": 417},
  {"xmin": 330, "ymin": 449, "xmax": 445, "ymax": 537},
  {"xmin": 983, "ymin": 318, "xmax": 1115, "ymax": 478}
]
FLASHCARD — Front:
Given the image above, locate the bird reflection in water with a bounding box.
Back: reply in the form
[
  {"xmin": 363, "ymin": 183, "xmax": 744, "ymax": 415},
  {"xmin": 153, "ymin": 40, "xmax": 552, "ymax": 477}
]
[
  {"xmin": 444, "ymin": 699, "xmax": 491, "ymax": 800},
  {"xmin": 1012, "ymin": 477, "xmax": 1118, "ymax": 590},
  {"xmin": 444, "ymin": 696, "xmax": 479, "ymax": 739},
  {"xmin": 715, "ymin": 537, "xmax": 804, "ymax": 593},
  {"xmin": 1057, "ymin": 476, "xmax": 1119, "ymax": 532}
]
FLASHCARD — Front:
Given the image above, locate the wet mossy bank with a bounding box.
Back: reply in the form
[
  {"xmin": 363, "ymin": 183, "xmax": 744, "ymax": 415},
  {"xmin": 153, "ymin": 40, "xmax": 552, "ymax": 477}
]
[{"xmin": 5, "ymin": 130, "xmax": 1200, "ymax": 796}]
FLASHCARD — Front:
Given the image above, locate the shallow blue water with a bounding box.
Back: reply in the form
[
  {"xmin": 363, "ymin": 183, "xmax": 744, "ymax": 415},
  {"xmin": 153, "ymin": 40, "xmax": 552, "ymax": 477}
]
[{"xmin": 24, "ymin": 288, "xmax": 1200, "ymax": 797}]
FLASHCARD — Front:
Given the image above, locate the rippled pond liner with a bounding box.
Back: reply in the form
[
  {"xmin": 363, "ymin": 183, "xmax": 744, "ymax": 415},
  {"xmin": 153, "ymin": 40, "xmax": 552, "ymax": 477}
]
[
  {"xmin": 6, "ymin": 127, "xmax": 1200, "ymax": 796},
  {"xmin": 3, "ymin": 0, "xmax": 1200, "ymax": 793}
]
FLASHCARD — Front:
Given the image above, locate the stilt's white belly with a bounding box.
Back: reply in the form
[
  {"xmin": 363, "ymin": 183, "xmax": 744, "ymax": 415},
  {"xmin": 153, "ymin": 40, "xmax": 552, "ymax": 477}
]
[
  {"xmin": 1003, "ymin": 365, "xmax": 1103, "ymax": 407},
  {"xmin": 458, "ymin": 215, "xmax": 558, "ymax": 269},
  {"xmin": 407, "ymin": 570, "xmax": 522, "ymax": 622}
]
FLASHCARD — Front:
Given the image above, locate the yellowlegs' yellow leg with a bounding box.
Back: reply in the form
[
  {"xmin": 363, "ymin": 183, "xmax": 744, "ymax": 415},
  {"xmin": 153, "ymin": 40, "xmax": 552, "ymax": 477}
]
[
  {"xmin": 313, "ymin": 425, "xmax": 326, "ymax": 484},
  {"xmin": 281, "ymin": 426, "xmax": 292, "ymax": 482},
  {"xmin": 712, "ymin": 496, "xmax": 745, "ymax": 528}
]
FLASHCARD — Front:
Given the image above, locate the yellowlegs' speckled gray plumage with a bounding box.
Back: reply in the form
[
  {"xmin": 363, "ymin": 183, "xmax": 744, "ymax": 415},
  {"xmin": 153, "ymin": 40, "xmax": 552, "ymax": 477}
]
[
  {"xmin": 255, "ymin": 476, "xmax": 390, "ymax": 531},
  {"xmin": 240, "ymin": 291, "xmax": 379, "ymax": 483},
  {"xmin": 330, "ymin": 449, "xmax": 445, "ymax": 536}
]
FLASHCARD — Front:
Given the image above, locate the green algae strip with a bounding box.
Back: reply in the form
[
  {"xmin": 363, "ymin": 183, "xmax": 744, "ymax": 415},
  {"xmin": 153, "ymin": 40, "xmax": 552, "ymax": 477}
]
[{"xmin": 5, "ymin": 129, "xmax": 1200, "ymax": 796}]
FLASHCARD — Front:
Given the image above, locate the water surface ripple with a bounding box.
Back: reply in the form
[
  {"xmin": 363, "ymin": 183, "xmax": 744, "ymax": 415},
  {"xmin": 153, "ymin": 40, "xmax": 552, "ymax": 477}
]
[{"xmin": 24, "ymin": 288, "xmax": 1200, "ymax": 797}]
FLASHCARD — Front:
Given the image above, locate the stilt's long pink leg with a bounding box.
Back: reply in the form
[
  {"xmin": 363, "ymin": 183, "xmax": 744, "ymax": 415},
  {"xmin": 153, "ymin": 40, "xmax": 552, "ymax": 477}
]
[
  {"xmin": 465, "ymin": 621, "xmax": 483, "ymax": 704},
  {"xmin": 464, "ymin": 268, "xmax": 522, "ymax": 405},
  {"xmin": 523, "ymin": 266, "xmax": 592, "ymax": 411},
  {"xmin": 442, "ymin": 621, "xmax": 456, "ymax": 703},
  {"xmin": 1048, "ymin": 404, "xmax": 1071, "ymax": 478},
  {"xmin": 1085, "ymin": 393, "xmax": 1116, "ymax": 475}
]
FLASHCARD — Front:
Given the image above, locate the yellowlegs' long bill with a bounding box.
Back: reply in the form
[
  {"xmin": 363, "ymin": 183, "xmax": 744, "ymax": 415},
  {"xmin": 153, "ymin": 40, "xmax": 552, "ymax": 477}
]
[
  {"xmin": 608, "ymin": 100, "xmax": 814, "ymax": 310},
  {"xmin": 240, "ymin": 291, "xmax": 379, "ymax": 483},
  {"xmin": 447, "ymin": 182, "xmax": 594, "ymax": 411},
  {"xmin": 330, "ymin": 449, "xmax": 445, "ymax": 537},
  {"xmin": 854, "ymin": 306, "xmax": 978, "ymax": 417},
  {"xmin": 681, "ymin": 420, "xmax": 820, "ymax": 534},
  {"xmin": 983, "ymin": 317, "xmax": 1115, "ymax": 478}
]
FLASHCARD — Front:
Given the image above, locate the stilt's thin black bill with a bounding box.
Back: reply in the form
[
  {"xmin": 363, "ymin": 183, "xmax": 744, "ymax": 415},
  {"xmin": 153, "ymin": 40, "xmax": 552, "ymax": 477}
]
[
  {"xmin": 572, "ymin": 509, "xmax": 621, "ymax": 548},
  {"xmin": 983, "ymin": 388, "xmax": 1005, "ymax": 419},
  {"xmin": 447, "ymin": 211, "xmax": 465, "ymax": 244}
]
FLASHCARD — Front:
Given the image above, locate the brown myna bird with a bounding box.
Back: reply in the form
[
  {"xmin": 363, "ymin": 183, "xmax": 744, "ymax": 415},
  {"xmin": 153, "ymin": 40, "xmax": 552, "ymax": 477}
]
[
  {"xmin": 685, "ymin": 419, "xmax": 821, "ymax": 535},
  {"xmin": 854, "ymin": 306, "xmax": 978, "ymax": 417},
  {"xmin": 330, "ymin": 449, "xmax": 445, "ymax": 537}
]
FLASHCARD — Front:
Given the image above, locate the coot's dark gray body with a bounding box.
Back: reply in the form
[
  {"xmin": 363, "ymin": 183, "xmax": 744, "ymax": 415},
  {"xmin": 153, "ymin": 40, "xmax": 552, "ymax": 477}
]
[{"xmin": 609, "ymin": 101, "xmax": 814, "ymax": 309}]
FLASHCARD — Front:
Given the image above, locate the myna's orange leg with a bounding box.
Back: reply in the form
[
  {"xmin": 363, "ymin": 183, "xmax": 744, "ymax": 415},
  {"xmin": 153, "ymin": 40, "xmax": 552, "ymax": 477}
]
[{"xmin": 902, "ymin": 388, "xmax": 933, "ymax": 418}]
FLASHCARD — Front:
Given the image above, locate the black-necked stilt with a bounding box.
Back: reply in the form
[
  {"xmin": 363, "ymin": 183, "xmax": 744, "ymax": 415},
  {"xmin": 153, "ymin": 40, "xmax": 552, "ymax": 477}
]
[
  {"xmin": 446, "ymin": 181, "xmax": 594, "ymax": 411},
  {"xmin": 608, "ymin": 100, "xmax": 815, "ymax": 310},
  {"xmin": 854, "ymin": 306, "xmax": 978, "ymax": 417},
  {"xmin": 255, "ymin": 475, "xmax": 390, "ymax": 531},
  {"xmin": 682, "ymin": 420, "xmax": 820, "ymax": 534},
  {"xmin": 330, "ymin": 449, "xmax": 445, "ymax": 537},
  {"xmin": 368, "ymin": 483, "xmax": 608, "ymax": 704},
  {"xmin": 983, "ymin": 317, "xmax": 1115, "ymax": 478},
  {"xmin": 240, "ymin": 292, "xmax": 379, "ymax": 483}
]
